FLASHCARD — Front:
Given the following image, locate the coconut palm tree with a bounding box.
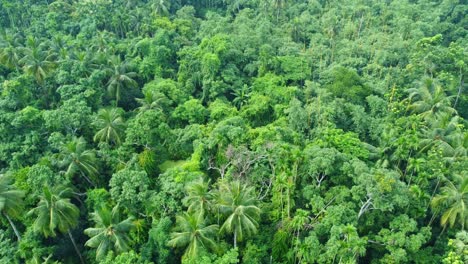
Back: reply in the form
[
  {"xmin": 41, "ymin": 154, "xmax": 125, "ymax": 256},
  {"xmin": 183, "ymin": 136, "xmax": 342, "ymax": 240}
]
[
  {"xmin": 0, "ymin": 45, "xmax": 21, "ymax": 71},
  {"xmin": 168, "ymin": 212, "xmax": 219, "ymax": 260},
  {"xmin": 231, "ymin": 84, "xmax": 251, "ymax": 109},
  {"xmin": 151, "ymin": 0, "xmax": 170, "ymax": 16},
  {"xmin": 407, "ymin": 78, "xmax": 456, "ymax": 120},
  {"xmin": 419, "ymin": 112, "xmax": 467, "ymax": 160},
  {"xmin": 431, "ymin": 174, "xmax": 468, "ymax": 230},
  {"xmin": 19, "ymin": 44, "xmax": 56, "ymax": 84},
  {"xmin": 93, "ymin": 108, "xmax": 126, "ymax": 146},
  {"xmin": 136, "ymin": 90, "xmax": 166, "ymax": 112},
  {"xmin": 183, "ymin": 178, "xmax": 213, "ymax": 217},
  {"xmin": 217, "ymin": 180, "xmax": 261, "ymax": 248},
  {"xmin": 70, "ymin": 49, "xmax": 98, "ymax": 77},
  {"xmin": 84, "ymin": 205, "xmax": 134, "ymax": 261},
  {"xmin": 28, "ymin": 186, "xmax": 83, "ymax": 263},
  {"xmin": 0, "ymin": 174, "xmax": 24, "ymax": 241},
  {"xmin": 58, "ymin": 137, "xmax": 99, "ymax": 186},
  {"xmin": 105, "ymin": 56, "xmax": 137, "ymax": 106},
  {"xmin": 0, "ymin": 30, "xmax": 23, "ymax": 68}
]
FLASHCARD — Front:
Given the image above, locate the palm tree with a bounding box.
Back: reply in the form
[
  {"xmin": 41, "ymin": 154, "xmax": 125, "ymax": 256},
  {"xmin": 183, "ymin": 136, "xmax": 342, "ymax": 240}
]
[
  {"xmin": 420, "ymin": 112, "xmax": 466, "ymax": 160},
  {"xmin": 151, "ymin": 0, "xmax": 170, "ymax": 16},
  {"xmin": 431, "ymin": 174, "xmax": 468, "ymax": 230},
  {"xmin": 231, "ymin": 84, "xmax": 251, "ymax": 109},
  {"xmin": 136, "ymin": 90, "xmax": 166, "ymax": 112},
  {"xmin": 407, "ymin": 78, "xmax": 456, "ymax": 120},
  {"xmin": 0, "ymin": 46, "xmax": 21, "ymax": 71},
  {"xmin": 58, "ymin": 137, "xmax": 99, "ymax": 186},
  {"xmin": 84, "ymin": 205, "xmax": 134, "ymax": 261},
  {"xmin": 28, "ymin": 186, "xmax": 83, "ymax": 263},
  {"xmin": 19, "ymin": 45, "xmax": 56, "ymax": 84},
  {"xmin": 168, "ymin": 212, "xmax": 219, "ymax": 260},
  {"xmin": 0, "ymin": 32, "xmax": 22, "ymax": 72},
  {"xmin": 0, "ymin": 174, "xmax": 24, "ymax": 241},
  {"xmin": 217, "ymin": 180, "xmax": 261, "ymax": 248},
  {"xmin": 105, "ymin": 56, "xmax": 137, "ymax": 106},
  {"xmin": 69, "ymin": 50, "xmax": 95, "ymax": 78},
  {"xmin": 271, "ymin": 0, "xmax": 288, "ymax": 21},
  {"xmin": 183, "ymin": 178, "xmax": 213, "ymax": 217},
  {"xmin": 93, "ymin": 108, "xmax": 126, "ymax": 146}
]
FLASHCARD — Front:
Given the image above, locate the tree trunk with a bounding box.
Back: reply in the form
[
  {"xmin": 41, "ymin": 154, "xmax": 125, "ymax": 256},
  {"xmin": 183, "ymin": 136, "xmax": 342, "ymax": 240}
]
[
  {"xmin": 80, "ymin": 171, "xmax": 96, "ymax": 187},
  {"xmin": 4, "ymin": 213, "xmax": 21, "ymax": 241},
  {"xmin": 68, "ymin": 230, "xmax": 85, "ymax": 264},
  {"xmin": 427, "ymin": 176, "xmax": 442, "ymax": 211},
  {"xmin": 453, "ymin": 69, "xmax": 463, "ymax": 108},
  {"xmin": 233, "ymin": 232, "xmax": 237, "ymax": 248}
]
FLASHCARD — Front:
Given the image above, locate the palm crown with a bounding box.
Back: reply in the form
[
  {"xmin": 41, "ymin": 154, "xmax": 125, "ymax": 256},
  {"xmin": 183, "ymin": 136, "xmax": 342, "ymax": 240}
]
[
  {"xmin": 217, "ymin": 180, "xmax": 261, "ymax": 247},
  {"xmin": 0, "ymin": 174, "xmax": 25, "ymax": 241},
  {"xmin": 84, "ymin": 205, "xmax": 134, "ymax": 260},
  {"xmin": 93, "ymin": 108, "xmax": 126, "ymax": 146},
  {"xmin": 431, "ymin": 174, "xmax": 468, "ymax": 230},
  {"xmin": 28, "ymin": 186, "xmax": 79, "ymax": 238},
  {"xmin": 168, "ymin": 212, "xmax": 219, "ymax": 260}
]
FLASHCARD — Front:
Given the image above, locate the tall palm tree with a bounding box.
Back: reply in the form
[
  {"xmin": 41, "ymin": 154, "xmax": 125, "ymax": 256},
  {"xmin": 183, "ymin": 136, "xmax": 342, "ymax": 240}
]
[
  {"xmin": 69, "ymin": 50, "xmax": 95, "ymax": 78},
  {"xmin": 84, "ymin": 205, "xmax": 134, "ymax": 261},
  {"xmin": 168, "ymin": 212, "xmax": 219, "ymax": 260},
  {"xmin": 183, "ymin": 178, "xmax": 213, "ymax": 217},
  {"xmin": 28, "ymin": 186, "xmax": 83, "ymax": 263},
  {"xmin": 431, "ymin": 174, "xmax": 468, "ymax": 230},
  {"xmin": 19, "ymin": 45, "xmax": 56, "ymax": 84},
  {"xmin": 217, "ymin": 180, "xmax": 261, "ymax": 248},
  {"xmin": 0, "ymin": 30, "xmax": 23, "ymax": 72},
  {"xmin": 407, "ymin": 78, "xmax": 456, "ymax": 120},
  {"xmin": 151, "ymin": 0, "xmax": 170, "ymax": 16},
  {"xmin": 420, "ymin": 112, "xmax": 467, "ymax": 160},
  {"xmin": 0, "ymin": 46, "xmax": 21, "ymax": 71},
  {"xmin": 58, "ymin": 137, "xmax": 99, "ymax": 186},
  {"xmin": 231, "ymin": 84, "xmax": 251, "ymax": 109},
  {"xmin": 93, "ymin": 108, "xmax": 126, "ymax": 146},
  {"xmin": 105, "ymin": 56, "xmax": 137, "ymax": 106},
  {"xmin": 0, "ymin": 174, "xmax": 24, "ymax": 241},
  {"xmin": 136, "ymin": 90, "xmax": 166, "ymax": 112}
]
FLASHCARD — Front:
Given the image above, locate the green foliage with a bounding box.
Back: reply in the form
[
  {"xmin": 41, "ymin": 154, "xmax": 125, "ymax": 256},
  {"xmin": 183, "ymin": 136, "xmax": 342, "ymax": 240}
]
[
  {"xmin": 24, "ymin": 165, "xmax": 67, "ymax": 199},
  {"xmin": 109, "ymin": 168, "xmax": 151, "ymax": 211},
  {"xmin": 43, "ymin": 97, "xmax": 92, "ymax": 134},
  {"xmin": 141, "ymin": 217, "xmax": 172, "ymax": 264},
  {"xmin": 99, "ymin": 250, "xmax": 151, "ymax": 264},
  {"xmin": 323, "ymin": 66, "xmax": 371, "ymax": 105},
  {"xmin": 443, "ymin": 231, "xmax": 468, "ymax": 264},
  {"xmin": 375, "ymin": 215, "xmax": 432, "ymax": 263},
  {"xmin": 0, "ymin": 0, "xmax": 466, "ymax": 263},
  {"xmin": 172, "ymin": 98, "xmax": 208, "ymax": 125},
  {"xmin": 0, "ymin": 230, "xmax": 17, "ymax": 263}
]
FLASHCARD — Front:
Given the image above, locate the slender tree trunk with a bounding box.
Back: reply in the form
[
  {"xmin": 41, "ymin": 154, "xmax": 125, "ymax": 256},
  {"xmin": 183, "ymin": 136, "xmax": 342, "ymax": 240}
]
[
  {"xmin": 427, "ymin": 176, "xmax": 442, "ymax": 211},
  {"xmin": 4, "ymin": 213, "xmax": 21, "ymax": 241},
  {"xmin": 287, "ymin": 185, "xmax": 291, "ymax": 219},
  {"xmin": 80, "ymin": 172, "xmax": 96, "ymax": 187},
  {"xmin": 453, "ymin": 69, "xmax": 463, "ymax": 108},
  {"xmin": 233, "ymin": 232, "xmax": 237, "ymax": 248},
  {"xmin": 68, "ymin": 230, "xmax": 85, "ymax": 264},
  {"xmin": 356, "ymin": 14, "xmax": 364, "ymax": 39}
]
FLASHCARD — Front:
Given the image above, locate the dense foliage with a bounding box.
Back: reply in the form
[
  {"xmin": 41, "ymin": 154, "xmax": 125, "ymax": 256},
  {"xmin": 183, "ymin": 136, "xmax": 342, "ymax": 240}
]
[{"xmin": 0, "ymin": 0, "xmax": 467, "ymax": 263}]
